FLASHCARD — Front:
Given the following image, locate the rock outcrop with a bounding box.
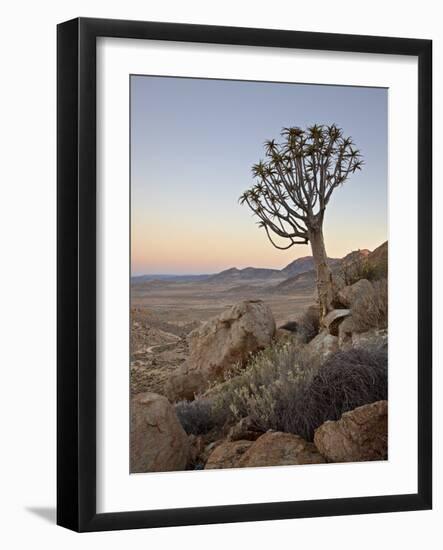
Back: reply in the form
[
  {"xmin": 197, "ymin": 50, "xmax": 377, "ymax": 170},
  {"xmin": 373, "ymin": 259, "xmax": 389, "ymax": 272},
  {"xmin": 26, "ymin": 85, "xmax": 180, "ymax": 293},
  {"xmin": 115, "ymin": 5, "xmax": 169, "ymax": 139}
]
[
  {"xmin": 307, "ymin": 331, "xmax": 339, "ymax": 360},
  {"xmin": 339, "ymin": 327, "xmax": 388, "ymax": 352},
  {"xmin": 205, "ymin": 431, "xmax": 325, "ymax": 469},
  {"xmin": 130, "ymin": 392, "xmax": 190, "ymax": 473},
  {"xmin": 314, "ymin": 400, "xmax": 388, "ymax": 463},
  {"xmin": 205, "ymin": 440, "xmax": 253, "ymax": 469},
  {"xmin": 351, "ymin": 328, "xmax": 388, "ymax": 351},
  {"xmin": 323, "ymin": 308, "xmax": 351, "ymax": 336},
  {"xmin": 337, "ymin": 278, "xmax": 373, "ymax": 308},
  {"xmin": 165, "ymin": 369, "xmax": 205, "ymax": 403},
  {"xmin": 167, "ymin": 300, "xmax": 275, "ymax": 401},
  {"xmin": 239, "ymin": 432, "xmax": 326, "ymax": 468},
  {"xmin": 337, "ymin": 315, "xmax": 356, "ymax": 349},
  {"xmin": 367, "ymin": 241, "xmax": 388, "ymax": 278}
]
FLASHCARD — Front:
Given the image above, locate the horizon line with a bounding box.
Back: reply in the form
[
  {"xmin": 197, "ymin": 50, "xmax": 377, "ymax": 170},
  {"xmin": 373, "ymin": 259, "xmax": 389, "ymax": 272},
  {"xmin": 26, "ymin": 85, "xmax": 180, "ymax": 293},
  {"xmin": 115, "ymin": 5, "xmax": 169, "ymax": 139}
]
[{"xmin": 131, "ymin": 240, "xmax": 387, "ymax": 278}]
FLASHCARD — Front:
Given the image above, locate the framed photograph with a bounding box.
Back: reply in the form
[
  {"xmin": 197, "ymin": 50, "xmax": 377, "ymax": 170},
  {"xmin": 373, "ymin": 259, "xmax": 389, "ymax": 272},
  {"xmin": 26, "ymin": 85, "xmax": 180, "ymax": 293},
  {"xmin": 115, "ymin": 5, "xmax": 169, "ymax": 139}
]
[{"xmin": 57, "ymin": 17, "xmax": 432, "ymax": 532}]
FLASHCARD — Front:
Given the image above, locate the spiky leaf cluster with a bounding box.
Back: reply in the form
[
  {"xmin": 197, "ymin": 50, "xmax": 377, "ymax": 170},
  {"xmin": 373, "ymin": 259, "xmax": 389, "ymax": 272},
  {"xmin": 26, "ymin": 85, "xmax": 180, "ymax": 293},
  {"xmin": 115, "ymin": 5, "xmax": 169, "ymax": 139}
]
[{"xmin": 240, "ymin": 124, "xmax": 363, "ymax": 249}]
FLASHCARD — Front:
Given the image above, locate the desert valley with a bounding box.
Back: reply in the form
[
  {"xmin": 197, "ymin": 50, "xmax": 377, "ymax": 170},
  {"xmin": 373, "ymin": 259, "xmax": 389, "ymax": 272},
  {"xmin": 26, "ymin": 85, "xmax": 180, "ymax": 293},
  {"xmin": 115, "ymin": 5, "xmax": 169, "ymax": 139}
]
[
  {"xmin": 130, "ymin": 242, "xmax": 388, "ymax": 473},
  {"xmin": 131, "ymin": 252, "xmax": 330, "ymax": 395}
]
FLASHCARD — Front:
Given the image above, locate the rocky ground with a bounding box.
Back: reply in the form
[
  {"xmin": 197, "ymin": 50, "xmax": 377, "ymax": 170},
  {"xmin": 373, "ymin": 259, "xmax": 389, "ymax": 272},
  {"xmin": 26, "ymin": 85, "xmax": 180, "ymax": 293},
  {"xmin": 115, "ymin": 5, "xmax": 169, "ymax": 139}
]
[
  {"xmin": 130, "ymin": 307, "xmax": 198, "ymax": 395},
  {"xmin": 130, "ymin": 259, "xmax": 388, "ymax": 473},
  {"xmin": 130, "ymin": 280, "xmax": 314, "ymax": 397}
]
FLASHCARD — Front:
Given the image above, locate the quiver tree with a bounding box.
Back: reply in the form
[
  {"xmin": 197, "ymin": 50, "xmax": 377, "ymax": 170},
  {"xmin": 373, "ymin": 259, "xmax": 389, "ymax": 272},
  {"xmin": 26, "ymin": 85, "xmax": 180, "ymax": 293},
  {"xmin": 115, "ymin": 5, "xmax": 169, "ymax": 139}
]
[{"xmin": 240, "ymin": 124, "xmax": 363, "ymax": 321}]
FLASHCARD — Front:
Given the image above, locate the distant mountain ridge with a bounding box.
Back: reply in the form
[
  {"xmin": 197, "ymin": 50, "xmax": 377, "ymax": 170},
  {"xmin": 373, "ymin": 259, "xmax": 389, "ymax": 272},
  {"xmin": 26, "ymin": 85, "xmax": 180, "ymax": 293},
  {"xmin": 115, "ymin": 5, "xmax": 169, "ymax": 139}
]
[
  {"xmin": 132, "ymin": 258, "xmax": 338, "ymax": 285},
  {"xmin": 132, "ymin": 242, "xmax": 387, "ymax": 288},
  {"xmin": 205, "ymin": 266, "xmax": 281, "ymax": 283},
  {"xmin": 132, "ymin": 273, "xmax": 210, "ymax": 283},
  {"xmin": 271, "ymin": 244, "xmax": 387, "ymax": 295},
  {"xmin": 281, "ymin": 255, "xmax": 340, "ymax": 278}
]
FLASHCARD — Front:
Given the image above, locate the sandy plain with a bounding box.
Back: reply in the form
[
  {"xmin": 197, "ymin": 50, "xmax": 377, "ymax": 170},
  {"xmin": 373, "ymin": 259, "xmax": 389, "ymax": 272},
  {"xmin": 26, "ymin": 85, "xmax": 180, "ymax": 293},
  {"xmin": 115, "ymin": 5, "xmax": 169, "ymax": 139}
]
[{"xmin": 130, "ymin": 277, "xmax": 315, "ymax": 397}]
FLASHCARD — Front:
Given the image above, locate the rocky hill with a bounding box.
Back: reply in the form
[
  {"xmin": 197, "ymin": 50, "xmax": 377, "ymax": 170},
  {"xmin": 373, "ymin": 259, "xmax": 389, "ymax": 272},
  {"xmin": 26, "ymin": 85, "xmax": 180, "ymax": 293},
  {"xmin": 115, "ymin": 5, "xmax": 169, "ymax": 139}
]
[
  {"xmin": 272, "ymin": 242, "xmax": 387, "ymax": 295},
  {"xmin": 205, "ymin": 267, "xmax": 281, "ymax": 284},
  {"xmin": 132, "ymin": 242, "xmax": 387, "ymax": 292},
  {"xmin": 272, "ymin": 269, "xmax": 317, "ymax": 293},
  {"xmin": 367, "ymin": 241, "xmax": 388, "ymax": 277},
  {"xmin": 281, "ymin": 256, "xmax": 340, "ymax": 278}
]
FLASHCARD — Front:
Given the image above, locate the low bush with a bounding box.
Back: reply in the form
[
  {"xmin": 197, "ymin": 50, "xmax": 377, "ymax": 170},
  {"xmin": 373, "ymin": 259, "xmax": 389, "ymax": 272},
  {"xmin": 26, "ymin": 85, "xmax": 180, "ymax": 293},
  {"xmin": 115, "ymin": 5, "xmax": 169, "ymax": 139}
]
[
  {"xmin": 211, "ymin": 342, "xmax": 387, "ymax": 441},
  {"xmin": 352, "ymin": 278, "xmax": 388, "ymax": 332},
  {"xmin": 175, "ymin": 398, "xmax": 227, "ymax": 435},
  {"xmin": 211, "ymin": 341, "xmax": 320, "ymax": 435},
  {"xmin": 340, "ymin": 257, "xmax": 377, "ymax": 286},
  {"xmin": 339, "ymin": 252, "xmax": 388, "ymax": 286},
  {"xmin": 299, "ymin": 347, "xmax": 387, "ymax": 439}
]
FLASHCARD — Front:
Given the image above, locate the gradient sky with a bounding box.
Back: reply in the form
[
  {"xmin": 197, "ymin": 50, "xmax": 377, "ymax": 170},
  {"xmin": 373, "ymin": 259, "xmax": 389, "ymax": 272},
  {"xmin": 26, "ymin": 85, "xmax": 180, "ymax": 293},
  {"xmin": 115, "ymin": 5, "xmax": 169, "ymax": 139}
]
[{"xmin": 131, "ymin": 76, "xmax": 387, "ymax": 275}]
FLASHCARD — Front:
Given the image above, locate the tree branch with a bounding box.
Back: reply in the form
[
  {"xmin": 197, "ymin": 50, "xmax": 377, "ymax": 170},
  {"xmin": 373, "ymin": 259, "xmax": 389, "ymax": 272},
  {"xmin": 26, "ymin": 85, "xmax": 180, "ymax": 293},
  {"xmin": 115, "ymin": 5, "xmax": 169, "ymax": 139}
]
[{"xmin": 240, "ymin": 124, "xmax": 363, "ymax": 249}]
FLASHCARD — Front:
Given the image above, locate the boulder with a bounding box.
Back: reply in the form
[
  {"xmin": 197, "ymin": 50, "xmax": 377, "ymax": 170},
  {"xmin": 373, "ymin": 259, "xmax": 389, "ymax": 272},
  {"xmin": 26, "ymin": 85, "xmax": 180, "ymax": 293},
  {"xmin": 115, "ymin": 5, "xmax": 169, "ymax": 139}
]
[
  {"xmin": 205, "ymin": 440, "xmax": 253, "ymax": 469},
  {"xmin": 323, "ymin": 309, "xmax": 351, "ymax": 336},
  {"xmin": 307, "ymin": 331, "xmax": 339, "ymax": 360},
  {"xmin": 130, "ymin": 392, "xmax": 190, "ymax": 473},
  {"xmin": 338, "ymin": 315, "xmax": 355, "ymax": 349},
  {"xmin": 239, "ymin": 432, "xmax": 326, "ymax": 467},
  {"xmin": 339, "ymin": 321, "xmax": 388, "ymax": 352},
  {"xmin": 352, "ymin": 329, "xmax": 388, "ymax": 352},
  {"xmin": 166, "ymin": 369, "xmax": 205, "ymax": 402},
  {"xmin": 367, "ymin": 241, "xmax": 388, "ymax": 278},
  {"xmin": 205, "ymin": 432, "xmax": 326, "ymax": 469},
  {"xmin": 167, "ymin": 300, "xmax": 275, "ymax": 401},
  {"xmin": 337, "ymin": 279, "xmax": 373, "ymax": 308},
  {"xmin": 314, "ymin": 400, "xmax": 388, "ymax": 463},
  {"xmin": 200, "ymin": 439, "xmax": 225, "ymax": 464}
]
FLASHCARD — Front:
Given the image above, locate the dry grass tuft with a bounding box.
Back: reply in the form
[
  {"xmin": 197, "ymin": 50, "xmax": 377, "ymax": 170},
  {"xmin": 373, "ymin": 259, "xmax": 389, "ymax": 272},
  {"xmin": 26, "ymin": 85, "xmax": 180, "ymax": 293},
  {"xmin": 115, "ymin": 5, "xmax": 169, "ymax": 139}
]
[
  {"xmin": 299, "ymin": 347, "xmax": 387, "ymax": 439},
  {"xmin": 351, "ymin": 278, "xmax": 388, "ymax": 332}
]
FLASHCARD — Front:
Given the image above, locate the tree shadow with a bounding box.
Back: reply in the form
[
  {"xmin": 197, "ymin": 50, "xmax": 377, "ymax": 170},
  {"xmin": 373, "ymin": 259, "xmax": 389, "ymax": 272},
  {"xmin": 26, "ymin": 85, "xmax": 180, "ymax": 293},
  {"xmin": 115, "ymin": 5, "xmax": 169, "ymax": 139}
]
[{"xmin": 26, "ymin": 507, "xmax": 56, "ymax": 524}]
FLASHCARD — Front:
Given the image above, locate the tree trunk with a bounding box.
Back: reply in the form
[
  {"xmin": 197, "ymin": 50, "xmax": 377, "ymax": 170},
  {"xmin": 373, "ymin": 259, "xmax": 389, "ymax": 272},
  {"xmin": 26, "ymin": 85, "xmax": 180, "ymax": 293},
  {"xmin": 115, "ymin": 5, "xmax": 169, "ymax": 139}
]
[{"xmin": 309, "ymin": 225, "xmax": 334, "ymax": 322}]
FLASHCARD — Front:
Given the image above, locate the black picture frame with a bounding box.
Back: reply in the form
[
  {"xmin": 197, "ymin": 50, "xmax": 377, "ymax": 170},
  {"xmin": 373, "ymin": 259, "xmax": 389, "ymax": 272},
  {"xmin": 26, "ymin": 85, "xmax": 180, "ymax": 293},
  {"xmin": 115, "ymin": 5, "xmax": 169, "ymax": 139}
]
[{"xmin": 57, "ymin": 17, "xmax": 432, "ymax": 532}]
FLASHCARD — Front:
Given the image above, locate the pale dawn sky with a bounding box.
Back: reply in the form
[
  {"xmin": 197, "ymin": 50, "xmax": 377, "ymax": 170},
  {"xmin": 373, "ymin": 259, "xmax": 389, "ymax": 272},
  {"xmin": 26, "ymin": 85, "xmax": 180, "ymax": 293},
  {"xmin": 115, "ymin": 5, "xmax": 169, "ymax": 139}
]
[{"xmin": 131, "ymin": 75, "xmax": 387, "ymax": 275}]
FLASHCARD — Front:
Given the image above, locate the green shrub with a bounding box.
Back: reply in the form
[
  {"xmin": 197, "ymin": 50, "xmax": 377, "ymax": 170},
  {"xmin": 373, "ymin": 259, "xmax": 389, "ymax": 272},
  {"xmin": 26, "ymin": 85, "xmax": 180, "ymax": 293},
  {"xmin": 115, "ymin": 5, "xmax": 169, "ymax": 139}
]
[
  {"xmin": 211, "ymin": 342, "xmax": 387, "ymax": 441},
  {"xmin": 211, "ymin": 341, "xmax": 320, "ymax": 433}
]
